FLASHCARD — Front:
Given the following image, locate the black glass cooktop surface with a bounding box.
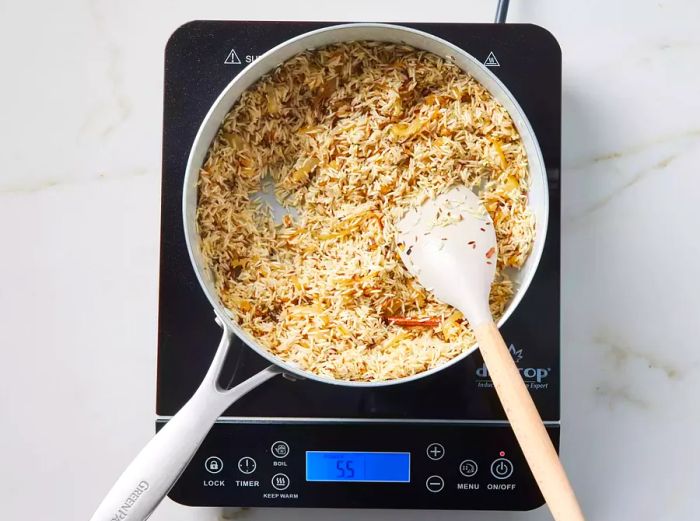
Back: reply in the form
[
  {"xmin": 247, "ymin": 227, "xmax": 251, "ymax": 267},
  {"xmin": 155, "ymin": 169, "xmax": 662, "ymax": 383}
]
[{"xmin": 157, "ymin": 21, "xmax": 561, "ymax": 423}]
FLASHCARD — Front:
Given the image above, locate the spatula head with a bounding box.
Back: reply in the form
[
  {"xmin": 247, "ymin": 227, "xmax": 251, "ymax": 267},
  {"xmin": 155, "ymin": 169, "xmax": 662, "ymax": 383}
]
[{"xmin": 396, "ymin": 185, "xmax": 497, "ymax": 327}]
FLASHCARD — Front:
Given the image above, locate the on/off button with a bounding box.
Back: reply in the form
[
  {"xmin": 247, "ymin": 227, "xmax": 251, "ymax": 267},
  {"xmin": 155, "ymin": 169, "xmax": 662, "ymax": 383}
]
[{"xmin": 490, "ymin": 458, "xmax": 514, "ymax": 480}]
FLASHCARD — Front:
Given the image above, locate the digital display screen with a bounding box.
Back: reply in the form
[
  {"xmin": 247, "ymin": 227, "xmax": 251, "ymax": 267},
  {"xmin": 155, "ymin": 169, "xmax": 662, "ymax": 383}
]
[{"xmin": 305, "ymin": 451, "xmax": 410, "ymax": 483}]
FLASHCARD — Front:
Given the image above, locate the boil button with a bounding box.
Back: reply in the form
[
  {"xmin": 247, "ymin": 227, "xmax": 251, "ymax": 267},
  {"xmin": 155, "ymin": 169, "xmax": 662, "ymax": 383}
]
[{"xmin": 271, "ymin": 441, "xmax": 290, "ymax": 459}]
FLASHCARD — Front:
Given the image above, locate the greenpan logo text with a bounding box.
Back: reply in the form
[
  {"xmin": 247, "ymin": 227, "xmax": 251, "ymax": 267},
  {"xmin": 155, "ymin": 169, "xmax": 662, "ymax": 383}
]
[{"xmin": 110, "ymin": 480, "xmax": 149, "ymax": 521}]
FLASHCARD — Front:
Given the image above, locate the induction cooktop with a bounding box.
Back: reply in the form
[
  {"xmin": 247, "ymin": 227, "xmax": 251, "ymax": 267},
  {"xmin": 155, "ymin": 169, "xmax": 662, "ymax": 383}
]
[{"xmin": 157, "ymin": 20, "xmax": 561, "ymax": 511}]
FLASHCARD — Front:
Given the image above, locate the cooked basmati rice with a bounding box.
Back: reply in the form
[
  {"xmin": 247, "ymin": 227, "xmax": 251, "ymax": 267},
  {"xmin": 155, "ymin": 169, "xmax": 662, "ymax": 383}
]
[{"xmin": 197, "ymin": 42, "xmax": 534, "ymax": 382}]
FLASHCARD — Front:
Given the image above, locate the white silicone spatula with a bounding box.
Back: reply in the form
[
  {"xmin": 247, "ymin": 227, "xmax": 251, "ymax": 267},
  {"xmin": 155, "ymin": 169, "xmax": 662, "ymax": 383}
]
[{"xmin": 396, "ymin": 186, "xmax": 585, "ymax": 521}]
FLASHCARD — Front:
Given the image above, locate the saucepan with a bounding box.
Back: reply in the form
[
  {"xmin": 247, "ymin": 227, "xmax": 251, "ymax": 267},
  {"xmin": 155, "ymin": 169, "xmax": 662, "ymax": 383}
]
[{"xmin": 90, "ymin": 23, "xmax": 548, "ymax": 521}]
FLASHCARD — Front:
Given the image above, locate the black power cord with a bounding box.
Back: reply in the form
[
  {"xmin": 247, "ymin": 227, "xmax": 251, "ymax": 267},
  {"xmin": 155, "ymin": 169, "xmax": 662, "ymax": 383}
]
[{"xmin": 495, "ymin": 0, "xmax": 510, "ymax": 23}]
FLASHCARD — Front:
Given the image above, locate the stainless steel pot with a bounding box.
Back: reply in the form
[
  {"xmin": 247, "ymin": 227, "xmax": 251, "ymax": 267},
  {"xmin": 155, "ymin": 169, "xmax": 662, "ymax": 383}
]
[{"xmin": 90, "ymin": 23, "xmax": 548, "ymax": 521}]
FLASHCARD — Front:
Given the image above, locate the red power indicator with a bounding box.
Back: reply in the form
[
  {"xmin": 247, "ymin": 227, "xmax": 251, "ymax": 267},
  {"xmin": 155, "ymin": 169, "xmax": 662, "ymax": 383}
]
[{"xmin": 499, "ymin": 451, "xmax": 506, "ymax": 457}]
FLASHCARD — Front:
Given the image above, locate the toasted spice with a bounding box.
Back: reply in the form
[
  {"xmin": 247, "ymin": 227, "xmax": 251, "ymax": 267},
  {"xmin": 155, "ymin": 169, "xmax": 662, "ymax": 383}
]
[{"xmin": 386, "ymin": 316, "xmax": 441, "ymax": 327}]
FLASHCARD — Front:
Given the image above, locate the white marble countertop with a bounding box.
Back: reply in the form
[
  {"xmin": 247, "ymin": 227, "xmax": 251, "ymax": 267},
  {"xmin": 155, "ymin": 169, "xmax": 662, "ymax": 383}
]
[{"xmin": 1, "ymin": 1, "xmax": 699, "ymax": 520}]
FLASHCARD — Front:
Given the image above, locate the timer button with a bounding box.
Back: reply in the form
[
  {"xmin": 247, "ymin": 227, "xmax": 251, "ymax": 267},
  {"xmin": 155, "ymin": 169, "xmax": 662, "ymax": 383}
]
[
  {"xmin": 271, "ymin": 440, "xmax": 290, "ymax": 459},
  {"xmin": 490, "ymin": 458, "xmax": 514, "ymax": 480},
  {"xmin": 425, "ymin": 475, "xmax": 445, "ymax": 493},
  {"xmin": 271, "ymin": 473, "xmax": 290, "ymax": 490},
  {"xmin": 237, "ymin": 456, "xmax": 256, "ymax": 474},
  {"xmin": 426, "ymin": 443, "xmax": 445, "ymax": 460}
]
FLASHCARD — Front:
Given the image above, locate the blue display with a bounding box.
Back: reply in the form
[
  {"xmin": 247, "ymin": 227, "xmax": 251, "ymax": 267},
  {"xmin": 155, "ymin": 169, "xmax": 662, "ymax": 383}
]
[{"xmin": 306, "ymin": 451, "xmax": 410, "ymax": 483}]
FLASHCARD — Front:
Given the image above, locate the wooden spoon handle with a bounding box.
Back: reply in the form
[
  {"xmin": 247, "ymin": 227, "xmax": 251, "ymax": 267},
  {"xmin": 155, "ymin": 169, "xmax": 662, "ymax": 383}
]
[{"xmin": 474, "ymin": 320, "xmax": 585, "ymax": 521}]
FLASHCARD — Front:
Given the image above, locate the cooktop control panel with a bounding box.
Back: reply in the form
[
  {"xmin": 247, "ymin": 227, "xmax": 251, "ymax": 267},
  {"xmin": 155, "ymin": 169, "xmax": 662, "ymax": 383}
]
[{"xmin": 161, "ymin": 422, "xmax": 556, "ymax": 510}]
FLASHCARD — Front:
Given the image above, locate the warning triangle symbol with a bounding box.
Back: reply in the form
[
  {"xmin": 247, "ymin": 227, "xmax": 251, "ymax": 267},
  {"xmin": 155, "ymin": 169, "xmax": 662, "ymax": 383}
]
[
  {"xmin": 224, "ymin": 49, "xmax": 242, "ymax": 65},
  {"xmin": 484, "ymin": 51, "xmax": 500, "ymax": 67}
]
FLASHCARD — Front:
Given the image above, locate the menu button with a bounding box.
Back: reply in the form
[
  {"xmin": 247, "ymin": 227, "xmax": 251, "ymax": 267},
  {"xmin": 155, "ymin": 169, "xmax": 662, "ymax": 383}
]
[{"xmin": 459, "ymin": 459, "xmax": 479, "ymax": 478}]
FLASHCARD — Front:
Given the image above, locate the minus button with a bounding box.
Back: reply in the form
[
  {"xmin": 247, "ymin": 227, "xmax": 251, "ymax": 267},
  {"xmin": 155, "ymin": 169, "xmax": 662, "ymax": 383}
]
[{"xmin": 425, "ymin": 475, "xmax": 445, "ymax": 493}]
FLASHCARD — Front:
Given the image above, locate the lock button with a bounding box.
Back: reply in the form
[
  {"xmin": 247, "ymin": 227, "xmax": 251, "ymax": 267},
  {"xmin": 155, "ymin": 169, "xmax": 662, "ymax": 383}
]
[{"xmin": 205, "ymin": 456, "xmax": 223, "ymax": 474}]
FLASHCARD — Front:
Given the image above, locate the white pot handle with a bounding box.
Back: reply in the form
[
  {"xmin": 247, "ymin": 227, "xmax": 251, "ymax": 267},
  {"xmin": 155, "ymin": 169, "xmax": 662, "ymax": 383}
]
[{"xmin": 89, "ymin": 322, "xmax": 281, "ymax": 521}]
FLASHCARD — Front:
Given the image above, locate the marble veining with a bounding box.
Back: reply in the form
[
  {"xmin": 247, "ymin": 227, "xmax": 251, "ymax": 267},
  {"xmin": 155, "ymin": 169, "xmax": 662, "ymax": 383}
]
[
  {"xmin": 594, "ymin": 382, "xmax": 650, "ymax": 410},
  {"xmin": 1, "ymin": 1, "xmax": 699, "ymax": 521},
  {"xmin": 0, "ymin": 167, "xmax": 151, "ymax": 194},
  {"xmin": 83, "ymin": 0, "xmax": 132, "ymax": 138},
  {"xmin": 567, "ymin": 129, "xmax": 700, "ymax": 221},
  {"xmin": 593, "ymin": 331, "xmax": 681, "ymax": 381}
]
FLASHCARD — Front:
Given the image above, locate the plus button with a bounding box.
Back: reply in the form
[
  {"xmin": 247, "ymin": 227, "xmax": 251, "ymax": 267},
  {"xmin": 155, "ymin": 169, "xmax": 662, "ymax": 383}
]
[{"xmin": 426, "ymin": 443, "xmax": 445, "ymax": 461}]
